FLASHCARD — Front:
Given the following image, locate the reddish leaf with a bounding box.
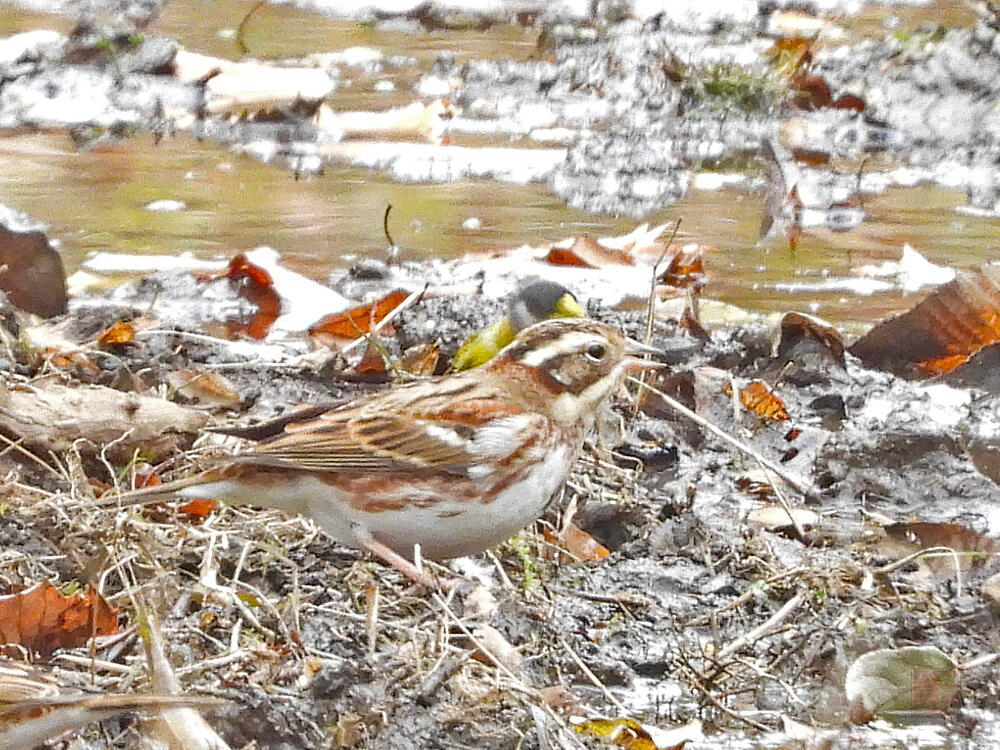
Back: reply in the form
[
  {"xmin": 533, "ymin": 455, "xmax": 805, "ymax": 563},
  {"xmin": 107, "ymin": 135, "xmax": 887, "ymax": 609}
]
[
  {"xmin": 849, "ymin": 265, "xmax": 1000, "ymax": 377},
  {"xmin": 790, "ymin": 73, "xmax": 832, "ymax": 109},
  {"xmin": 176, "ymin": 498, "xmax": 219, "ymax": 517},
  {"xmin": 660, "ymin": 244, "xmax": 707, "ymax": 290},
  {"xmin": 0, "ymin": 581, "xmax": 117, "ymax": 655},
  {"xmin": 131, "ymin": 462, "xmax": 162, "ymax": 489},
  {"xmin": 96, "ymin": 320, "xmax": 135, "ymax": 349},
  {"xmin": 353, "ymin": 343, "xmax": 388, "ymax": 377},
  {"xmin": 309, "ymin": 289, "xmax": 408, "ymax": 344},
  {"xmin": 198, "ymin": 254, "xmax": 281, "ymax": 339},
  {"xmin": 545, "ymin": 235, "xmax": 636, "ymax": 268}
]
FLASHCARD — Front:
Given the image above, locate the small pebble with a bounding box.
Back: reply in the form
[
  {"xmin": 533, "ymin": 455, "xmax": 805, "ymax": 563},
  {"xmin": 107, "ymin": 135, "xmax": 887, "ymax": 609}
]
[
  {"xmin": 374, "ymin": 80, "xmax": 395, "ymax": 92},
  {"xmin": 462, "ymin": 217, "xmax": 482, "ymax": 230}
]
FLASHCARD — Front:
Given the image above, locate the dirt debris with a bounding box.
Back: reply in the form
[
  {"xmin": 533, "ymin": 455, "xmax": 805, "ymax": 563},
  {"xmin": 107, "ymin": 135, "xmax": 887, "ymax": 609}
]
[{"xmin": 1, "ymin": 254, "xmax": 999, "ymax": 749}]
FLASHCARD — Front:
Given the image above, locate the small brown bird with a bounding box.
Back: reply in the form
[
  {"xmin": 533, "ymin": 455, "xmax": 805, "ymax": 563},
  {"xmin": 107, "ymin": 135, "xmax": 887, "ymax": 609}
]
[{"xmin": 104, "ymin": 318, "xmax": 659, "ymax": 586}]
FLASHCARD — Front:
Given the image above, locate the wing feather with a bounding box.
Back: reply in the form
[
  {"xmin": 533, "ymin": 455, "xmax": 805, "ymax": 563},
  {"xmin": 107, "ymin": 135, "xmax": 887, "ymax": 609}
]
[{"xmin": 242, "ymin": 389, "xmax": 536, "ymax": 475}]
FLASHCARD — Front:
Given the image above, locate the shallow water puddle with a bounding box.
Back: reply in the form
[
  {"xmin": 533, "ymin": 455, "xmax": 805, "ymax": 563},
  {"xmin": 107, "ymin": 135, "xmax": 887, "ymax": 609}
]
[{"xmin": 0, "ymin": 0, "xmax": 998, "ymax": 329}]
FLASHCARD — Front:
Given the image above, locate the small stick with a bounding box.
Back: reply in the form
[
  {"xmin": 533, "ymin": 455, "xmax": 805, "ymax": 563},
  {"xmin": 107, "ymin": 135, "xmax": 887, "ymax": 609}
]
[
  {"xmin": 558, "ymin": 635, "xmax": 628, "ymax": 713},
  {"xmin": 627, "ymin": 376, "xmax": 817, "ymax": 499},
  {"xmin": 717, "ymin": 591, "xmax": 806, "ymax": 661},
  {"xmin": 339, "ymin": 286, "xmax": 426, "ymax": 357},
  {"xmin": 874, "ymin": 545, "xmax": 965, "ymax": 597},
  {"xmin": 754, "ymin": 457, "xmax": 808, "ymax": 542}
]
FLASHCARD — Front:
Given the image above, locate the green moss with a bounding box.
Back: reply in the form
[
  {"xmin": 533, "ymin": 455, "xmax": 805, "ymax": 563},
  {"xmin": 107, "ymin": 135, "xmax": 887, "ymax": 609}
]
[
  {"xmin": 701, "ymin": 64, "xmax": 776, "ymax": 112},
  {"xmin": 682, "ymin": 63, "xmax": 778, "ymax": 114}
]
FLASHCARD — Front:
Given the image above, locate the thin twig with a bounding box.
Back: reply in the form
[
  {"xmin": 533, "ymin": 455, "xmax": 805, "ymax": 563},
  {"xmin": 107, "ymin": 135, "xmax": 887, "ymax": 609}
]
[
  {"xmin": 627, "ymin": 376, "xmax": 817, "ymax": 499},
  {"xmin": 558, "ymin": 635, "xmax": 627, "ymax": 713},
  {"xmin": 717, "ymin": 591, "xmax": 806, "ymax": 661},
  {"xmin": 874, "ymin": 545, "xmax": 966, "ymax": 596},
  {"xmin": 340, "ymin": 287, "xmax": 426, "ymax": 356}
]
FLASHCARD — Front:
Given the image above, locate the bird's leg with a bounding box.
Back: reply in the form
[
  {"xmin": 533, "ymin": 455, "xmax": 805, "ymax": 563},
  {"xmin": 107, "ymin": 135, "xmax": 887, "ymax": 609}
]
[{"xmin": 350, "ymin": 523, "xmax": 439, "ymax": 589}]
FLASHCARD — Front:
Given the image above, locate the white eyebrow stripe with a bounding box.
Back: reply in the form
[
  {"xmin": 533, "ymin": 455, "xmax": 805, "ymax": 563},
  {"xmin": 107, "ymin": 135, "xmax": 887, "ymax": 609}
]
[{"xmin": 518, "ymin": 331, "xmax": 595, "ymax": 367}]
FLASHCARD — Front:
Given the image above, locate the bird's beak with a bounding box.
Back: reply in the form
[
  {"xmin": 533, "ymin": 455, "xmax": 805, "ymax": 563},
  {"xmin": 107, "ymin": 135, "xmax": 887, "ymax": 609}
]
[
  {"xmin": 623, "ymin": 338, "xmax": 668, "ymax": 374},
  {"xmin": 554, "ymin": 292, "xmax": 585, "ymax": 319}
]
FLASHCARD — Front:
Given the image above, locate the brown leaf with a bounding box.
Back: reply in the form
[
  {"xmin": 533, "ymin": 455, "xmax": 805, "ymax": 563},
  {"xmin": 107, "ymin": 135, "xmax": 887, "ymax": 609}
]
[
  {"xmin": 538, "ymin": 684, "xmax": 579, "ymax": 711},
  {"xmin": 545, "ymin": 235, "xmax": 636, "ymax": 268},
  {"xmin": 660, "ymin": 244, "xmax": 707, "ymax": 290},
  {"xmin": 165, "ymin": 368, "xmax": 242, "ymax": 408},
  {"xmin": 309, "ymin": 289, "xmax": 409, "ymax": 344},
  {"xmin": 544, "ymin": 522, "xmax": 610, "ymax": 562},
  {"xmin": 0, "ymin": 581, "xmax": 117, "ymax": 655},
  {"xmin": 398, "ymin": 343, "xmax": 440, "ymax": 376},
  {"xmin": 849, "ymin": 265, "xmax": 1000, "ymax": 377},
  {"xmin": 131, "ymin": 462, "xmax": 162, "ymax": 489},
  {"xmin": 724, "ymin": 380, "xmax": 791, "ymax": 421},
  {"xmin": 881, "ymin": 521, "xmax": 996, "ymax": 573},
  {"xmin": 43, "ymin": 349, "xmax": 102, "ymax": 376},
  {"xmin": 175, "ymin": 498, "xmax": 219, "ymax": 517},
  {"xmin": 199, "ymin": 254, "xmax": 281, "ymax": 340},
  {"xmin": 96, "ymin": 320, "xmax": 135, "ymax": 349},
  {"xmin": 0, "ymin": 223, "xmax": 67, "ymax": 318},
  {"xmin": 353, "ymin": 343, "xmax": 388, "ymax": 378}
]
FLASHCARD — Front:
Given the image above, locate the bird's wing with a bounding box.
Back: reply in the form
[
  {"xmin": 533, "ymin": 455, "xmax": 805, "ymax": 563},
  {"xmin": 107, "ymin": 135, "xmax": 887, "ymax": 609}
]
[{"xmin": 244, "ymin": 386, "xmax": 541, "ymax": 475}]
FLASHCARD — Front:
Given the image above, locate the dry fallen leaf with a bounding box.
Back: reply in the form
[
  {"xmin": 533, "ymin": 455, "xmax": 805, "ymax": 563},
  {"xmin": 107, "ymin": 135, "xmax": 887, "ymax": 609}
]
[
  {"xmin": 747, "ymin": 504, "xmax": 820, "ymax": 529},
  {"xmin": 660, "ymin": 244, "xmax": 708, "ymax": 290},
  {"xmin": 166, "ymin": 368, "xmax": 242, "ymax": 408},
  {"xmin": 96, "ymin": 320, "xmax": 135, "ymax": 349},
  {"xmin": 0, "ymin": 581, "xmax": 117, "ymax": 655},
  {"xmin": 309, "ymin": 289, "xmax": 409, "ymax": 345},
  {"xmin": 849, "ymin": 265, "xmax": 1000, "ymax": 377},
  {"xmin": 880, "ymin": 521, "xmax": 996, "ymax": 574},
  {"xmin": 724, "ymin": 380, "xmax": 791, "ymax": 421},
  {"xmin": 469, "ymin": 624, "xmax": 523, "ymax": 674},
  {"xmin": 845, "ymin": 647, "xmax": 958, "ymax": 723},
  {"xmin": 198, "ymin": 254, "xmax": 281, "ymax": 340},
  {"xmin": 545, "ymin": 234, "xmax": 637, "ymax": 268},
  {"xmin": 398, "ymin": 342, "xmax": 440, "ymax": 376},
  {"xmin": 544, "ymin": 523, "xmax": 610, "ymax": 562}
]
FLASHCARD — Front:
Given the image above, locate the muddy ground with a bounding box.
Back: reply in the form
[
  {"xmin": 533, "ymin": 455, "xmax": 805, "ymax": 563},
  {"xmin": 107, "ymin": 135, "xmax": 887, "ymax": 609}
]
[
  {"xmin": 3, "ymin": 0, "xmax": 1000, "ymax": 749},
  {"xmin": 3, "ymin": 249, "xmax": 1000, "ymax": 750}
]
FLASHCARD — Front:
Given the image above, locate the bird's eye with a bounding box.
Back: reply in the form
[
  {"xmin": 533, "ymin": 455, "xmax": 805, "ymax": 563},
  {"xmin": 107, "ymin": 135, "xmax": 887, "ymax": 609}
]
[{"xmin": 585, "ymin": 343, "xmax": 607, "ymax": 361}]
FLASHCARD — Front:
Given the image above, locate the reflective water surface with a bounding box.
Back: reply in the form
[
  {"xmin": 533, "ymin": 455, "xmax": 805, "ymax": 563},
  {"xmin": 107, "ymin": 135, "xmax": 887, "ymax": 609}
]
[{"xmin": 0, "ymin": 0, "xmax": 996, "ymax": 331}]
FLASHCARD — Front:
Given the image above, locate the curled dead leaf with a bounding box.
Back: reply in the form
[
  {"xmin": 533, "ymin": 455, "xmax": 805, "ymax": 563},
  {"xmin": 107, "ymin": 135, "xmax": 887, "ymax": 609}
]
[
  {"xmin": 543, "ymin": 522, "xmax": 610, "ymax": 563},
  {"xmin": 849, "ymin": 265, "xmax": 1000, "ymax": 377},
  {"xmin": 166, "ymin": 368, "xmax": 242, "ymax": 408},
  {"xmin": 0, "ymin": 581, "xmax": 117, "ymax": 655},
  {"xmin": 198, "ymin": 254, "xmax": 281, "ymax": 340}
]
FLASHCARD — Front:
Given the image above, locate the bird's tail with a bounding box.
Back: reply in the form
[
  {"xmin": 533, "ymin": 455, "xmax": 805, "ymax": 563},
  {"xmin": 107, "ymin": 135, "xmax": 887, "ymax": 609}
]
[{"xmin": 93, "ymin": 469, "xmax": 227, "ymax": 510}]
